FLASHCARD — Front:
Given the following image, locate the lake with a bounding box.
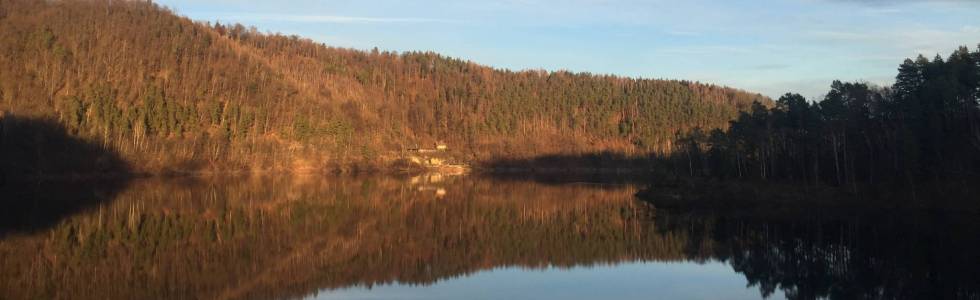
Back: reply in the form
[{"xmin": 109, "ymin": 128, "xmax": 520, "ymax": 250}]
[{"xmin": 0, "ymin": 174, "xmax": 977, "ymax": 299}]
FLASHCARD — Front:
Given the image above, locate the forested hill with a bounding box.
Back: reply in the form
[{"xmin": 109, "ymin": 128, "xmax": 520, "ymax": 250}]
[{"xmin": 0, "ymin": 0, "xmax": 768, "ymax": 174}]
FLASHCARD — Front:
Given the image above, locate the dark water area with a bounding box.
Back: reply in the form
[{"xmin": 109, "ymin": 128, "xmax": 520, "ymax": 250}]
[{"xmin": 0, "ymin": 175, "xmax": 978, "ymax": 300}]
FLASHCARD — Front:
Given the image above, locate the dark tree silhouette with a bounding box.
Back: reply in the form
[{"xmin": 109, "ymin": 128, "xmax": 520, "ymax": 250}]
[{"xmin": 673, "ymin": 46, "xmax": 980, "ymax": 197}]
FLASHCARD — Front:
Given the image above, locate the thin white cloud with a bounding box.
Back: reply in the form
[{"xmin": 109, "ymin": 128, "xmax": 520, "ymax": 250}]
[
  {"xmin": 653, "ymin": 45, "xmax": 755, "ymax": 56},
  {"xmin": 807, "ymin": 30, "xmax": 871, "ymax": 41},
  {"xmin": 213, "ymin": 13, "xmax": 458, "ymax": 24},
  {"xmin": 806, "ymin": 26, "xmax": 980, "ymax": 54},
  {"xmin": 749, "ymin": 64, "xmax": 791, "ymax": 71},
  {"xmin": 823, "ymin": 0, "xmax": 976, "ymax": 6},
  {"xmin": 664, "ymin": 30, "xmax": 701, "ymax": 37}
]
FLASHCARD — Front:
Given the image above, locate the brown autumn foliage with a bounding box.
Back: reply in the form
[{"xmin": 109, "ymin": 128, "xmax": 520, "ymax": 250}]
[
  {"xmin": 0, "ymin": 0, "xmax": 769, "ymax": 174},
  {"xmin": 0, "ymin": 176, "xmax": 688, "ymax": 300}
]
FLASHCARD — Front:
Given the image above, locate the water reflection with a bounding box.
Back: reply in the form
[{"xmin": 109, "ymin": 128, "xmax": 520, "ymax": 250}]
[
  {"xmin": 0, "ymin": 179, "xmax": 129, "ymax": 235},
  {"xmin": 0, "ymin": 116, "xmax": 132, "ymax": 235},
  {"xmin": 318, "ymin": 262, "xmax": 766, "ymax": 300},
  {"xmin": 659, "ymin": 212, "xmax": 980, "ymax": 299},
  {"xmin": 0, "ymin": 175, "xmax": 976, "ymax": 299}
]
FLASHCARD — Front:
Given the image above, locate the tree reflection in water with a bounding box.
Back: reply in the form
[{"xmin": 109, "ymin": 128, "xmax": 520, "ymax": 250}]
[
  {"xmin": 656, "ymin": 212, "xmax": 980, "ymax": 299},
  {"xmin": 0, "ymin": 175, "xmax": 976, "ymax": 300}
]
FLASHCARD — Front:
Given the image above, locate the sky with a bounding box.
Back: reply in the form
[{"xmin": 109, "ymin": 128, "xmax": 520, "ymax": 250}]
[{"xmin": 155, "ymin": 0, "xmax": 980, "ymax": 99}]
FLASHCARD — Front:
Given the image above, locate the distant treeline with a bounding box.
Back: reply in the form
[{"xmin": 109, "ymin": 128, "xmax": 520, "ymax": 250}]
[
  {"xmin": 675, "ymin": 46, "xmax": 980, "ymax": 188},
  {"xmin": 0, "ymin": 0, "xmax": 765, "ymax": 175}
]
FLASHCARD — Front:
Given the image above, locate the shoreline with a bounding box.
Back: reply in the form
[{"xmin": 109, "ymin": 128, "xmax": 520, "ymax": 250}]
[
  {"xmin": 5, "ymin": 167, "xmax": 979, "ymax": 214},
  {"xmin": 634, "ymin": 179, "xmax": 980, "ymax": 214},
  {"xmin": 2, "ymin": 164, "xmax": 665, "ymax": 181}
]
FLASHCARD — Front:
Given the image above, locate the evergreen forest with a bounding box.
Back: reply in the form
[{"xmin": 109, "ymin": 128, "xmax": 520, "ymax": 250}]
[{"xmin": 675, "ymin": 48, "xmax": 980, "ymax": 191}]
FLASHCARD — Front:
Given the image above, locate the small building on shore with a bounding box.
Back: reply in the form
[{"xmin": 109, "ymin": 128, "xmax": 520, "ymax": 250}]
[{"xmin": 407, "ymin": 142, "xmax": 448, "ymax": 153}]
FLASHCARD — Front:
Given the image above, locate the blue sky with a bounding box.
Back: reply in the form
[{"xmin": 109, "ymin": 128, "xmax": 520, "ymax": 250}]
[{"xmin": 156, "ymin": 0, "xmax": 980, "ymax": 98}]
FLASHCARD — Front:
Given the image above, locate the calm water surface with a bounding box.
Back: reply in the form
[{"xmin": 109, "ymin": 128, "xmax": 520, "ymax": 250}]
[{"xmin": 0, "ymin": 175, "xmax": 977, "ymax": 299}]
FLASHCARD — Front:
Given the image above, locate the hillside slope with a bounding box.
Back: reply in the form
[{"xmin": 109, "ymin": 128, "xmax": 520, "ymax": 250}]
[{"xmin": 0, "ymin": 0, "xmax": 769, "ymax": 174}]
